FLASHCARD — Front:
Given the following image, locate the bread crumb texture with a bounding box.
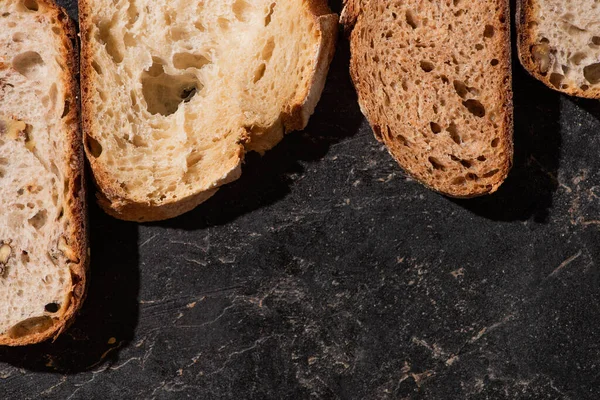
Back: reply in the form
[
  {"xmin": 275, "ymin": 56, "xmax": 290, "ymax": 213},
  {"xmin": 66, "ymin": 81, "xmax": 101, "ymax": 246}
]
[
  {"xmin": 523, "ymin": 0, "xmax": 600, "ymax": 96},
  {"xmin": 81, "ymin": 0, "xmax": 336, "ymax": 220},
  {"xmin": 346, "ymin": 0, "xmax": 513, "ymax": 197},
  {"xmin": 0, "ymin": 0, "xmax": 81, "ymax": 341}
]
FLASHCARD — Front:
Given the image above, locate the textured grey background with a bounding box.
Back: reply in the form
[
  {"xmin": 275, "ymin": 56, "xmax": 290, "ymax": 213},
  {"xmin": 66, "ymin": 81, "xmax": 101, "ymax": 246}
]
[{"xmin": 2, "ymin": 0, "xmax": 600, "ymax": 399}]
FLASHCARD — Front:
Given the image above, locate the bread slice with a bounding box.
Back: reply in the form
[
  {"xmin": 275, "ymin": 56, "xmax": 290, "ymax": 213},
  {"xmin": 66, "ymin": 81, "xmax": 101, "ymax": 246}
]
[
  {"xmin": 517, "ymin": 0, "xmax": 600, "ymax": 98},
  {"xmin": 79, "ymin": 0, "xmax": 337, "ymax": 222},
  {"xmin": 0, "ymin": 0, "xmax": 87, "ymax": 346},
  {"xmin": 342, "ymin": 0, "xmax": 514, "ymax": 197}
]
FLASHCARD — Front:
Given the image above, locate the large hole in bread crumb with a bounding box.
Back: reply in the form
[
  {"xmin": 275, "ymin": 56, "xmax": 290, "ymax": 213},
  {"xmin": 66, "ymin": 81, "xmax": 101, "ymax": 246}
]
[
  {"xmin": 12, "ymin": 51, "xmax": 45, "ymax": 79},
  {"xmin": 8, "ymin": 316, "xmax": 53, "ymax": 339},
  {"xmin": 21, "ymin": 0, "xmax": 38, "ymax": 11},
  {"xmin": 462, "ymin": 100, "xmax": 485, "ymax": 118},
  {"xmin": 173, "ymin": 53, "xmax": 210, "ymax": 70},
  {"xmin": 253, "ymin": 63, "xmax": 267, "ymax": 83},
  {"xmin": 406, "ymin": 10, "xmax": 417, "ymax": 29},
  {"xmin": 44, "ymin": 303, "xmax": 60, "ymax": 313},
  {"xmin": 233, "ymin": 0, "xmax": 252, "ymax": 22},
  {"xmin": 447, "ymin": 122, "xmax": 461, "ymax": 144},
  {"xmin": 262, "ymin": 38, "xmax": 275, "ymax": 61},
  {"xmin": 97, "ymin": 20, "xmax": 124, "ymax": 63},
  {"xmin": 86, "ymin": 135, "xmax": 103, "ymax": 158},
  {"xmin": 264, "ymin": 3, "xmax": 275, "ymax": 26},
  {"xmin": 428, "ymin": 157, "xmax": 446, "ymax": 171},
  {"xmin": 141, "ymin": 60, "xmax": 201, "ymax": 116},
  {"xmin": 28, "ymin": 209, "xmax": 47, "ymax": 229},
  {"xmin": 584, "ymin": 63, "xmax": 600, "ymax": 84},
  {"xmin": 483, "ymin": 25, "xmax": 494, "ymax": 38}
]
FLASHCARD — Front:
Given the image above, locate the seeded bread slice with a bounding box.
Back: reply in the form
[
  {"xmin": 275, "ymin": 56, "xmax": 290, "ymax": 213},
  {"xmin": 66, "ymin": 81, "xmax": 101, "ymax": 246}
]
[
  {"xmin": 517, "ymin": 0, "xmax": 600, "ymax": 97},
  {"xmin": 342, "ymin": 0, "xmax": 514, "ymax": 197},
  {"xmin": 79, "ymin": 0, "xmax": 337, "ymax": 222},
  {"xmin": 0, "ymin": 0, "xmax": 87, "ymax": 346}
]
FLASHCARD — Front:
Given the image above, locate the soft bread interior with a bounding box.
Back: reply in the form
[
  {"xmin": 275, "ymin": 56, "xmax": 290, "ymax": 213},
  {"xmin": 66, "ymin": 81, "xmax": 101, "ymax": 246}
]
[
  {"xmin": 83, "ymin": 0, "xmax": 334, "ymax": 219},
  {"xmin": 0, "ymin": 1, "xmax": 78, "ymax": 339},
  {"xmin": 526, "ymin": 0, "xmax": 600, "ymax": 92}
]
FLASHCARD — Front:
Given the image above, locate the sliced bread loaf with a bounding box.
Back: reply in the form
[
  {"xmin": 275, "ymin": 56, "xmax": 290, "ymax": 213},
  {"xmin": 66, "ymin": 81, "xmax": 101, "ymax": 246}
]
[
  {"xmin": 0, "ymin": 0, "xmax": 87, "ymax": 346},
  {"xmin": 518, "ymin": 0, "xmax": 600, "ymax": 97},
  {"xmin": 79, "ymin": 0, "xmax": 337, "ymax": 221},
  {"xmin": 342, "ymin": 0, "xmax": 514, "ymax": 197}
]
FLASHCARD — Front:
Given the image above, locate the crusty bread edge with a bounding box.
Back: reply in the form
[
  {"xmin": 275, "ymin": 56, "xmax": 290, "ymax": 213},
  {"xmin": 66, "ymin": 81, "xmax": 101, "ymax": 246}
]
[
  {"xmin": 343, "ymin": 0, "xmax": 513, "ymax": 198},
  {"xmin": 0, "ymin": 0, "xmax": 88, "ymax": 346},
  {"xmin": 80, "ymin": 0, "xmax": 338, "ymax": 222},
  {"xmin": 516, "ymin": 0, "xmax": 600, "ymax": 99}
]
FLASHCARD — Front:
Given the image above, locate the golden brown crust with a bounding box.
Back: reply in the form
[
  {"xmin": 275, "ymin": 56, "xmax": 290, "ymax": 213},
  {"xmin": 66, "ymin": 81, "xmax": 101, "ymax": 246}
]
[
  {"xmin": 0, "ymin": 0, "xmax": 88, "ymax": 346},
  {"xmin": 343, "ymin": 0, "xmax": 513, "ymax": 198},
  {"xmin": 516, "ymin": 0, "xmax": 600, "ymax": 99},
  {"xmin": 80, "ymin": 0, "xmax": 338, "ymax": 222}
]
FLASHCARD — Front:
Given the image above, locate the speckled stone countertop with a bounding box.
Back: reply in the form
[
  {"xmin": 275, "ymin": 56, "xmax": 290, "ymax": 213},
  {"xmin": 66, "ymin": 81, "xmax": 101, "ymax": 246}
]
[{"xmin": 2, "ymin": 1, "xmax": 600, "ymax": 399}]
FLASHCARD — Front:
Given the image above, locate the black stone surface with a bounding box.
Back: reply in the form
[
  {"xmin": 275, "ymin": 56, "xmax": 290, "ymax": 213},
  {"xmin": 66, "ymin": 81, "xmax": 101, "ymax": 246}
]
[{"xmin": 2, "ymin": 1, "xmax": 600, "ymax": 399}]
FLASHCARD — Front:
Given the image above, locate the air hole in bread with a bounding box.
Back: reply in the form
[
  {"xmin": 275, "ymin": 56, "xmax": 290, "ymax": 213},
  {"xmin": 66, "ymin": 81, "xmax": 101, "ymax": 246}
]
[
  {"xmin": 97, "ymin": 20, "xmax": 124, "ymax": 63},
  {"xmin": 447, "ymin": 122, "xmax": 461, "ymax": 144},
  {"xmin": 460, "ymin": 159, "xmax": 471, "ymax": 169},
  {"xmin": 475, "ymin": 43, "xmax": 483, "ymax": 51},
  {"xmin": 466, "ymin": 173, "xmax": 478, "ymax": 181},
  {"xmin": 428, "ymin": 157, "xmax": 446, "ymax": 171},
  {"xmin": 262, "ymin": 38, "xmax": 275, "ymax": 61},
  {"xmin": 477, "ymin": 155, "xmax": 486, "ymax": 162},
  {"xmin": 483, "ymin": 25, "xmax": 494, "ymax": 38},
  {"xmin": 420, "ymin": 61, "xmax": 434, "ymax": 72},
  {"xmin": 86, "ymin": 135, "xmax": 103, "ymax": 158},
  {"xmin": 12, "ymin": 32, "xmax": 25, "ymax": 43},
  {"xmin": 91, "ymin": 60, "xmax": 103, "ymax": 75},
  {"xmin": 462, "ymin": 99, "xmax": 485, "ymax": 118},
  {"xmin": 233, "ymin": 0, "xmax": 252, "ymax": 22},
  {"xmin": 491, "ymin": 59, "xmax": 499, "ymax": 66},
  {"xmin": 218, "ymin": 17, "xmax": 230, "ymax": 31},
  {"xmin": 22, "ymin": 0, "xmax": 39, "ymax": 12},
  {"xmin": 405, "ymin": 10, "xmax": 417, "ymax": 29},
  {"xmin": 21, "ymin": 250, "xmax": 29, "ymax": 263},
  {"xmin": 265, "ymin": 3, "xmax": 276, "ymax": 26},
  {"xmin": 254, "ymin": 63, "xmax": 267, "ymax": 83},
  {"xmin": 491, "ymin": 138, "xmax": 499, "ymax": 147},
  {"xmin": 583, "ymin": 63, "xmax": 600, "ymax": 84},
  {"xmin": 451, "ymin": 176, "xmax": 467, "ymax": 186},
  {"xmin": 61, "ymin": 100, "xmax": 70, "ymax": 118},
  {"xmin": 173, "ymin": 53, "xmax": 210, "ymax": 70},
  {"xmin": 581, "ymin": 84, "xmax": 590, "ymax": 91},
  {"xmin": 592, "ymin": 36, "xmax": 600, "ymax": 46},
  {"xmin": 44, "ymin": 303, "xmax": 60, "ymax": 313},
  {"xmin": 28, "ymin": 209, "xmax": 47, "ymax": 230},
  {"xmin": 8, "ymin": 316, "xmax": 53, "ymax": 339},
  {"xmin": 483, "ymin": 169, "xmax": 499, "ymax": 178},
  {"xmin": 12, "ymin": 51, "xmax": 45, "ymax": 79},
  {"xmin": 430, "ymin": 122, "xmax": 441, "ymax": 134},
  {"xmin": 141, "ymin": 60, "xmax": 201, "ymax": 116},
  {"xmin": 453, "ymin": 80, "xmax": 468, "ymax": 98},
  {"xmin": 549, "ymin": 72, "xmax": 564, "ymax": 88}
]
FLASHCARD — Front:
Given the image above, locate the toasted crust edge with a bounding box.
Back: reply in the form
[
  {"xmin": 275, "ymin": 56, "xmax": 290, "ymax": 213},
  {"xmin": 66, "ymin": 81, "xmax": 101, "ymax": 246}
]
[
  {"xmin": 343, "ymin": 0, "xmax": 513, "ymax": 198},
  {"xmin": 80, "ymin": 0, "xmax": 337, "ymax": 222},
  {"xmin": 0, "ymin": 0, "xmax": 88, "ymax": 346},
  {"xmin": 516, "ymin": 0, "xmax": 600, "ymax": 99}
]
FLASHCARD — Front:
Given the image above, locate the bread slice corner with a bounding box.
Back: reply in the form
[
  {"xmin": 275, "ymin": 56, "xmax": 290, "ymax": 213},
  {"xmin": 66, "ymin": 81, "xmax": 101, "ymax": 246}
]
[
  {"xmin": 0, "ymin": 0, "xmax": 88, "ymax": 346},
  {"xmin": 517, "ymin": 0, "xmax": 600, "ymax": 98}
]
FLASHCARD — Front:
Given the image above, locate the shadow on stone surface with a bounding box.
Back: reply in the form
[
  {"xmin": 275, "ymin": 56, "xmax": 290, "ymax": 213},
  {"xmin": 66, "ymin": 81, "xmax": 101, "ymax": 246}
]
[
  {"xmin": 0, "ymin": 192, "xmax": 140, "ymax": 373},
  {"xmin": 453, "ymin": 1, "xmax": 562, "ymax": 223},
  {"xmin": 154, "ymin": 32, "xmax": 364, "ymax": 231}
]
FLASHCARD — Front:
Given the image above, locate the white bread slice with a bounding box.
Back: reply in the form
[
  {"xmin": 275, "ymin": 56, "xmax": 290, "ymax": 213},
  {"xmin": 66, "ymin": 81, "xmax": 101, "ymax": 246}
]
[
  {"xmin": 517, "ymin": 0, "xmax": 600, "ymax": 98},
  {"xmin": 342, "ymin": 0, "xmax": 514, "ymax": 197},
  {"xmin": 0, "ymin": 0, "xmax": 87, "ymax": 346},
  {"xmin": 79, "ymin": 0, "xmax": 337, "ymax": 221}
]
